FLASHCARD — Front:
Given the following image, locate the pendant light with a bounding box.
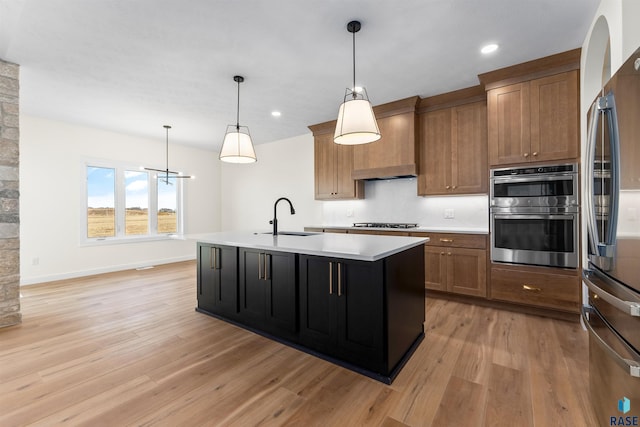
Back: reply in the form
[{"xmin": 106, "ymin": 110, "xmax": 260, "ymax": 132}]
[
  {"xmin": 144, "ymin": 125, "xmax": 193, "ymax": 185},
  {"xmin": 219, "ymin": 75, "xmax": 257, "ymax": 163},
  {"xmin": 334, "ymin": 20, "xmax": 381, "ymax": 145}
]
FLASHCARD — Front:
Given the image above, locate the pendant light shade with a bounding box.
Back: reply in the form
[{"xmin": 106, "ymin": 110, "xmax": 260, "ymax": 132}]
[
  {"xmin": 334, "ymin": 20, "xmax": 380, "ymax": 145},
  {"xmin": 219, "ymin": 75, "xmax": 257, "ymax": 163}
]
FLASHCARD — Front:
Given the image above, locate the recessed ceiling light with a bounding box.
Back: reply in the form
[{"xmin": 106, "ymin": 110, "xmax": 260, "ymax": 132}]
[
  {"xmin": 271, "ymin": 111, "xmax": 281, "ymax": 117},
  {"xmin": 481, "ymin": 44, "xmax": 499, "ymax": 54}
]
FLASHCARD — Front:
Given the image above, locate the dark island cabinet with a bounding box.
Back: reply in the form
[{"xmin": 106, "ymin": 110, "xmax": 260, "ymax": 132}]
[
  {"xmin": 299, "ymin": 246, "xmax": 424, "ymax": 377},
  {"xmin": 239, "ymin": 248, "xmax": 297, "ymax": 338},
  {"xmin": 197, "ymin": 243, "xmax": 238, "ymax": 317},
  {"xmin": 299, "ymin": 256, "xmax": 384, "ymax": 371}
]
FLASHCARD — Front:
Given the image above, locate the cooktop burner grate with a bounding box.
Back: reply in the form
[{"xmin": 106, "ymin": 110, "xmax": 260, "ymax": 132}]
[{"xmin": 352, "ymin": 222, "xmax": 418, "ymax": 229}]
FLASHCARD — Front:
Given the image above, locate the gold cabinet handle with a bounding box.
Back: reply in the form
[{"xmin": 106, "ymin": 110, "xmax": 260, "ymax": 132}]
[
  {"xmin": 447, "ymin": 252, "xmax": 452, "ymax": 256},
  {"xmin": 440, "ymin": 252, "xmax": 445, "ymax": 256},
  {"xmin": 337, "ymin": 262, "xmax": 342, "ymax": 297},
  {"xmin": 440, "ymin": 238, "xmax": 453, "ymax": 243},
  {"xmin": 522, "ymin": 284, "xmax": 542, "ymax": 292},
  {"xmin": 210, "ymin": 247, "xmax": 215, "ymax": 270},
  {"xmin": 533, "ymin": 152, "xmax": 538, "ymax": 156},
  {"xmin": 329, "ymin": 262, "xmax": 333, "ymax": 294},
  {"xmin": 446, "ymin": 185, "xmax": 451, "ymax": 189},
  {"xmin": 264, "ymin": 254, "xmax": 269, "ymax": 280},
  {"xmin": 258, "ymin": 253, "xmax": 262, "ymax": 279},
  {"xmin": 452, "ymin": 185, "xmax": 457, "ymax": 189},
  {"xmin": 523, "ymin": 153, "xmax": 529, "ymax": 158}
]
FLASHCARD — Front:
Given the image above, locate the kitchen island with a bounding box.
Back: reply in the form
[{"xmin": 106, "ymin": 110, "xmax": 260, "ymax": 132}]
[{"xmin": 194, "ymin": 231, "xmax": 427, "ymax": 384}]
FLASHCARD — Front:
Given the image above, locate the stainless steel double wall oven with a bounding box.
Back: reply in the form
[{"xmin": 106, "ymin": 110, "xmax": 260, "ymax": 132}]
[{"xmin": 490, "ymin": 163, "xmax": 579, "ymax": 269}]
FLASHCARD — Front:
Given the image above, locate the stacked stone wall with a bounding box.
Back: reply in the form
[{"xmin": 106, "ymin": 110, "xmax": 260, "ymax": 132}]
[{"xmin": 0, "ymin": 59, "xmax": 20, "ymax": 328}]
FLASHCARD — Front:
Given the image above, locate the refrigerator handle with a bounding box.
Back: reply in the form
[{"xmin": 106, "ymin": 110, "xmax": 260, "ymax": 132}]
[
  {"xmin": 585, "ymin": 100, "xmax": 600, "ymax": 257},
  {"xmin": 583, "ymin": 269, "xmax": 640, "ymax": 317},
  {"xmin": 587, "ymin": 93, "xmax": 620, "ymax": 270},
  {"xmin": 605, "ymin": 91, "xmax": 621, "ymax": 249},
  {"xmin": 581, "ymin": 305, "xmax": 640, "ymax": 378}
]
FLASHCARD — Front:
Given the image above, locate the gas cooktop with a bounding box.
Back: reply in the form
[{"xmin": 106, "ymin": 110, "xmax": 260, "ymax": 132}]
[{"xmin": 352, "ymin": 222, "xmax": 418, "ymax": 229}]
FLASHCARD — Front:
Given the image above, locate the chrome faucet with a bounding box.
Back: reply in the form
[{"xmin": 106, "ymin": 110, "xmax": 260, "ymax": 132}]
[{"xmin": 270, "ymin": 197, "xmax": 295, "ymax": 235}]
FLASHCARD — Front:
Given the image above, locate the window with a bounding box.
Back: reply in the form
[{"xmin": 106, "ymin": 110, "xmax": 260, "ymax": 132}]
[
  {"xmin": 87, "ymin": 166, "xmax": 116, "ymax": 238},
  {"xmin": 157, "ymin": 175, "xmax": 177, "ymax": 234},
  {"xmin": 125, "ymin": 170, "xmax": 149, "ymax": 236},
  {"xmin": 84, "ymin": 161, "xmax": 184, "ymax": 242}
]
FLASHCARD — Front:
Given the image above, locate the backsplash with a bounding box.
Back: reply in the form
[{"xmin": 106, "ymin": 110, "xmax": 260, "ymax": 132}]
[{"xmin": 321, "ymin": 178, "xmax": 489, "ymax": 231}]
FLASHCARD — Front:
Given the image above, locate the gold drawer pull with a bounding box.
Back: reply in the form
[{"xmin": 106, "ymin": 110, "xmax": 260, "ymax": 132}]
[
  {"xmin": 440, "ymin": 238, "xmax": 453, "ymax": 243},
  {"xmin": 523, "ymin": 284, "xmax": 542, "ymax": 292}
]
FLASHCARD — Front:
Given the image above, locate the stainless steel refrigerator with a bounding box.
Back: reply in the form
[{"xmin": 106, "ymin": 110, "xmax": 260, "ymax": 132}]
[{"xmin": 584, "ymin": 47, "xmax": 640, "ymax": 426}]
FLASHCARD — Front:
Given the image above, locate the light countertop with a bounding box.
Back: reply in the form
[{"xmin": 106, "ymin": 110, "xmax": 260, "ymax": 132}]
[
  {"xmin": 306, "ymin": 225, "xmax": 489, "ymax": 234},
  {"xmin": 188, "ymin": 231, "xmax": 428, "ymax": 262}
]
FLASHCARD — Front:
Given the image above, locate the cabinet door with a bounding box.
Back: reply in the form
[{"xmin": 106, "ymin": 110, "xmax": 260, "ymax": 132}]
[
  {"xmin": 299, "ymin": 256, "xmax": 338, "ymax": 353},
  {"xmin": 335, "ymin": 144, "xmax": 360, "ymax": 198},
  {"xmin": 197, "ymin": 244, "xmax": 217, "ymax": 312},
  {"xmin": 266, "ymin": 252, "xmax": 297, "ymax": 333},
  {"xmin": 336, "ymin": 260, "xmax": 384, "ymax": 366},
  {"xmin": 198, "ymin": 244, "xmax": 238, "ymax": 316},
  {"xmin": 216, "ymin": 245, "xmax": 238, "ymax": 315},
  {"xmin": 314, "ymin": 133, "xmax": 337, "ymax": 199},
  {"xmin": 239, "ymin": 249, "xmax": 266, "ymax": 325},
  {"xmin": 445, "ymin": 248, "xmax": 487, "ymax": 297},
  {"xmin": 418, "ymin": 109, "xmax": 451, "ymax": 195},
  {"xmin": 451, "ymin": 102, "xmax": 488, "ymax": 194},
  {"xmin": 424, "ymin": 246, "xmax": 446, "ymax": 291},
  {"xmin": 488, "ymin": 82, "xmax": 531, "ymax": 165},
  {"xmin": 529, "ymin": 70, "xmax": 579, "ymax": 162}
]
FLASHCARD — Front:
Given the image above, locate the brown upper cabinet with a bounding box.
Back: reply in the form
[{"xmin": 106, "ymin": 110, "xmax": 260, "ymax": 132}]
[
  {"xmin": 309, "ymin": 122, "xmax": 364, "ymax": 200},
  {"xmin": 417, "ymin": 86, "xmax": 488, "ymax": 195},
  {"xmin": 351, "ymin": 96, "xmax": 420, "ymax": 180},
  {"xmin": 480, "ymin": 49, "xmax": 580, "ymax": 167}
]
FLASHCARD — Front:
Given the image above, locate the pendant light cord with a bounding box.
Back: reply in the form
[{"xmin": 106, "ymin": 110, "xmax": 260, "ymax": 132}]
[
  {"xmin": 236, "ymin": 79, "xmax": 241, "ymax": 131},
  {"xmin": 352, "ymin": 28, "xmax": 357, "ymax": 99}
]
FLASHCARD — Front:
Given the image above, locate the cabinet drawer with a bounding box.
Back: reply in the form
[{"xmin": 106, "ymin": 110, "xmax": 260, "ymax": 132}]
[
  {"xmin": 409, "ymin": 232, "xmax": 487, "ymax": 249},
  {"xmin": 490, "ymin": 267, "xmax": 580, "ymax": 312}
]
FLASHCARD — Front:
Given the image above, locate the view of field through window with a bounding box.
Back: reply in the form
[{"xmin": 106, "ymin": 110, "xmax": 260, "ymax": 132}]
[{"xmin": 87, "ymin": 166, "xmax": 178, "ymax": 238}]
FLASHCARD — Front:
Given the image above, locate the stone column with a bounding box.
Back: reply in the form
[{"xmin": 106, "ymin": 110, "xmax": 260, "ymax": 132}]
[{"xmin": 0, "ymin": 59, "xmax": 20, "ymax": 328}]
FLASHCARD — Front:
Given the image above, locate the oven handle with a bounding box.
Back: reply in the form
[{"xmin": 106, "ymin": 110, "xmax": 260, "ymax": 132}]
[
  {"xmin": 581, "ymin": 305, "xmax": 640, "ymax": 378},
  {"xmin": 582, "ymin": 269, "xmax": 640, "ymax": 317},
  {"xmin": 493, "ymin": 214, "xmax": 575, "ymax": 220},
  {"xmin": 492, "ymin": 174, "xmax": 576, "ymax": 184}
]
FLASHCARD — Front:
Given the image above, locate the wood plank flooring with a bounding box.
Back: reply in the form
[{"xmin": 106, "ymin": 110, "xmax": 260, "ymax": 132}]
[{"xmin": 0, "ymin": 261, "xmax": 597, "ymax": 426}]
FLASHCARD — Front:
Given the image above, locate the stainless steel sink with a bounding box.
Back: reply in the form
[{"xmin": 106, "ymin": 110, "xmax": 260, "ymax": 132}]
[{"xmin": 260, "ymin": 231, "xmax": 317, "ymax": 236}]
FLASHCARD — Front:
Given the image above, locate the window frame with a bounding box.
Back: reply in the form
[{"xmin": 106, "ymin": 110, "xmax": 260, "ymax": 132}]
[{"xmin": 81, "ymin": 158, "xmax": 185, "ymax": 245}]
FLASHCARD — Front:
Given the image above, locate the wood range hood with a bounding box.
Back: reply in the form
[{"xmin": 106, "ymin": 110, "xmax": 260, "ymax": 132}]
[{"xmin": 351, "ymin": 96, "xmax": 420, "ymax": 180}]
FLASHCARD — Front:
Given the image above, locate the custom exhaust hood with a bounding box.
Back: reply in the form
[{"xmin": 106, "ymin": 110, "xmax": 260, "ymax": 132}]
[{"xmin": 350, "ymin": 96, "xmax": 419, "ymax": 180}]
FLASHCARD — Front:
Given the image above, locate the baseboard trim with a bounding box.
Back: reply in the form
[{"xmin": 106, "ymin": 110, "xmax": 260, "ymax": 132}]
[{"xmin": 20, "ymin": 255, "xmax": 196, "ymax": 286}]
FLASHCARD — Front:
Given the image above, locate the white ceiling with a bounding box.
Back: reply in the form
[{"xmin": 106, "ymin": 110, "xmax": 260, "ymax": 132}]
[{"xmin": 1, "ymin": 0, "xmax": 600, "ymax": 150}]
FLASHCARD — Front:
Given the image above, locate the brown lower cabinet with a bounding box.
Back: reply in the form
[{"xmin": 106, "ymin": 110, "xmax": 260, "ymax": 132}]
[
  {"xmin": 304, "ymin": 227, "xmax": 581, "ymax": 319},
  {"xmin": 424, "ymin": 247, "xmax": 487, "ymax": 297},
  {"xmin": 489, "ymin": 264, "xmax": 580, "ymax": 313},
  {"xmin": 413, "ymin": 232, "xmax": 487, "ymax": 298}
]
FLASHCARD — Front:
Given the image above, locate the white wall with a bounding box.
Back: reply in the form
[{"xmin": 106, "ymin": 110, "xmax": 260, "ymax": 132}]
[
  {"xmin": 321, "ymin": 179, "xmax": 488, "ymax": 231},
  {"xmin": 220, "ymin": 133, "xmax": 323, "ymax": 232},
  {"xmin": 221, "ymin": 133, "xmax": 488, "ymax": 233},
  {"xmin": 20, "ymin": 115, "xmax": 220, "ymax": 284}
]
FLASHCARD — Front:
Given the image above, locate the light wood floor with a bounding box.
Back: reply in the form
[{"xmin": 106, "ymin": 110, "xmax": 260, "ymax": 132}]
[{"xmin": 0, "ymin": 261, "xmax": 597, "ymax": 426}]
